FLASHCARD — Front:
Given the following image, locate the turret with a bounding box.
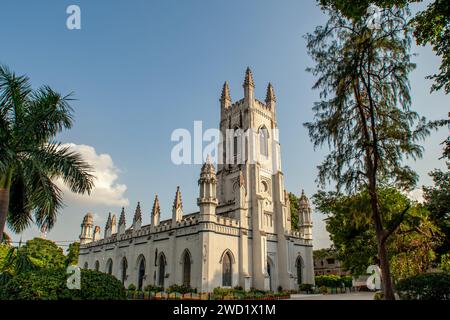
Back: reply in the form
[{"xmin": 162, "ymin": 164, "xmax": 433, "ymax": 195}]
[
  {"xmin": 265, "ymin": 83, "xmax": 276, "ymax": 109},
  {"xmin": 243, "ymin": 67, "xmax": 254, "ymax": 104},
  {"xmin": 151, "ymin": 195, "xmax": 160, "ymax": 227},
  {"xmin": 118, "ymin": 207, "xmax": 126, "ymax": 235},
  {"xmin": 133, "ymin": 202, "xmax": 142, "ymax": 231},
  {"xmin": 198, "ymin": 155, "xmax": 218, "ymax": 216},
  {"xmin": 298, "ymin": 190, "xmax": 313, "ymax": 241},
  {"xmin": 93, "ymin": 226, "xmax": 101, "ymax": 241},
  {"xmin": 172, "ymin": 186, "xmax": 183, "ymax": 225},
  {"xmin": 80, "ymin": 212, "xmax": 94, "ymax": 244}
]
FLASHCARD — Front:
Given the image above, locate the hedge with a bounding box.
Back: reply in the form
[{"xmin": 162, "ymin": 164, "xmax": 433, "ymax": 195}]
[
  {"xmin": 396, "ymin": 273, "xmax": 450, "ymax": 300},
  {"xmin": 0, "ymin": 268, "xmax": 126, "ymax": 300},
  {"xmin": 315, "ymin": 275, "xmax": 352, "ymax": 288}
]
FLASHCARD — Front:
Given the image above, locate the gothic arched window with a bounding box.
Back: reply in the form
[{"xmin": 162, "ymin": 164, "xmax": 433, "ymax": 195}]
[
  {"xmin": 296, "ymin": 256, "xmax": 304, "ymax": 285},
  {"xmin": 137, "ymin": 256, "xmax": 146, "ymax": 291},
  {"xmin": 158, "ymin": 253, "xmax": 166, "ymax": 288},
  {"xmin": 121, "ymin": 257, "xmax": 128, "ymax": 284},
  {"xmin": 222, "ymin": 252, "xmax": 232, "ymax": 287},
  {"xmin": 106, "ymin": 258, "xmax": 113, "ymax": 275},
  {"xmin": 182, "ymin": 250, "xmax": 191, "ymax": 288},
  {"xmin": 94, "ymin": 260, "xmax": 99, "ymax": 271},
  {"xmin": 259, "ymin": 127, "xmax": 269, "ymax": 157}
]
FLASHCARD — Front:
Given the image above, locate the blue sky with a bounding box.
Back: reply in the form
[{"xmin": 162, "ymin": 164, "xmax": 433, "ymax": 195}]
[{"xmin": 1, "ymin": 0, "xmax": 447, "ymax": 249}]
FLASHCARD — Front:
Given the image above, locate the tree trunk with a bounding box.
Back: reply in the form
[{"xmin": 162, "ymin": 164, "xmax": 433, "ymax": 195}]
[
  {"xmin": 369, "ymin": 184, "xmax": 396, "ymax": 300},
  {"xmin": 378, "ymin": 238, "xmax": 395, "ymax": 300},
  {"xmin": 0, "ymin": 188, "xmax": 9, "ymax": 243}
]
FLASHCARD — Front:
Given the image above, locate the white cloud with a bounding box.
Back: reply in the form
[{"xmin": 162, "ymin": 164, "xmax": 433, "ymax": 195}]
[
  {"xmin": 56, "ymin": 143, "xmax": 129, "ymax": 207},
  {"xmin": 406, "ymin": 188, "xmax": 425, "ymax": 204}
]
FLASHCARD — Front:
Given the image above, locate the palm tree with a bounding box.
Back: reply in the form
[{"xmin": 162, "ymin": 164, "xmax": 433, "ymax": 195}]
[{"xmin": 0, "ymin": 65, "xmax": 94, "ymax": 241}]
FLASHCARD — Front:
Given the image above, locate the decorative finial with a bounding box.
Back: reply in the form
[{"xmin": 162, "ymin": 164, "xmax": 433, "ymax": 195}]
[
  {"xmin": 133, "ymin": 202, "xmax": 142, "ymax": 222},
  {"xmin": 243, "ymin": 67, "xmax": 254, "ymax": 87},
  {"xmin": 265, "ymin": 83, "xmax": 276, "ymax": 103},
  {"xmin": 221, "ymin": 81, "xmax": 231, "ymax": 102},
  {"xmin": 173, "ymin": 186, "xmax": 183, "ymax": 210},
  {"xmin": 152, "ymin": 194, "xmax": 160, "ymax": 216},
  {"xmin": 119, "ymin": 207, "xmax": 126, "ymax": 226}
]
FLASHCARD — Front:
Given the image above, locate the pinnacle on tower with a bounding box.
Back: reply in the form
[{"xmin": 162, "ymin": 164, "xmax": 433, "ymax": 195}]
[
  {"xmin": 221, "ymin": 81, "xmax": 231, "ymax": 102},
  {"xmin": 133, "ymin": 202, "xmax": 142, "ymax": 222},
  {"xmin": 265, "ymin": 83, "xmax": 276, "ymax": 103},
  {"xmin": 119, "ymin": 207, "xmax": 126, "ymax": 226},
  {"xmin": 106, "ymin": 212, "xmax": 112, "ymax": 229},
  {"xmin": 152, "ymin": 195, "xmax": 161, "ymax": 216},
  {"xmin": 173, "ymin": 186, "xmax": 183, "ymax": 210},
  {"xmin": 243, "ymin": 67, "xmax": 255, "ymax": 87}
]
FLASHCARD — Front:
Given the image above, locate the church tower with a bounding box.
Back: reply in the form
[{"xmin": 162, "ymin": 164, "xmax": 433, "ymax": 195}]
[{"xmin": 217, "ymin": 68, "xmax": 292, "ymax": 290}]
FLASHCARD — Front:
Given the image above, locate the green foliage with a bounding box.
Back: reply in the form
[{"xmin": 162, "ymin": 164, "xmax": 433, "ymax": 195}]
[
  {"xmin": 289, "ymin": 192, "xmax": 299, "ymax": 230},
  {"xmin": 313, "ymin": 248, "xmax": 336, "ymax": 260},
  {"xmin": 412, "ymin": 0, "xmax": 450, "ymax": 94},
  {"xmin": 19, "ymin": 238, "xmax": 65, "ymax": 269},
  {"xmin": 438, "ymin": 254, "xmax": 450, "ymax": 273},
  {"xmin": 65, "ymin": 242, "xmax": 79, "ymax": 267},
  {"xmin": 315, "ymin": 275, "xmax": 350, "ymax": 288},
  {"xmin": 299, "ymin": 283, "xmax": 314, "ymax": 292},
  {"xmin": 374, "ymin": 291, "xmax": 384, "ymax": 300},
  {"xmin": 127, "ymin": 283, "xmax": 136, "ymax": 291},
  {"xmin": 0, "ymin": 64, "xmax": 94, "ymax": 237},
  {"xmin": 313, "ymin": 187, "xmax": 442, "ymax": 279},
  {"xmin": 423, "ymin": 168, "xmax": 450, "ymax": 256},
  {"xmin": 167, "ymin": 284, "xmax": 195, "ymax": 294},
  {"xmin": 396, "ymin": 273, "xmax": 450, "ymax": 300},
  {"xmin": 0, "ymin": 268, "xmax": 126, "ymax": 300},
  {"xmin": 317, "ymin": 0, "xmax": 416, "ymax": 21},
  {"xmin": 144, "ymin": 284, "xmax": 164, "ymax": 293}
]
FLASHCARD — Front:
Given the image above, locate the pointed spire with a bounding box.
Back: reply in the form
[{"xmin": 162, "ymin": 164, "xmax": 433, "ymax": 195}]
[
  {"xmin": 106, "ymin": 212, "xmax": 112, "ymax": 229},
  {"xmin": 133, "ymin": 202, "xmax": 142, "ymax": 222},
  {"xmin": 265, "ymin": 83, "xmax": 276, "ymax": 103},
  {"xmin": 119, "ymin": 207, "xmax": 126, "ymax": 226},
  {"xmin": 173, "ymin": 186, "xmax": 183, "ymax": 210},
  {"xmin": 152, "ymin": 195, "xmax": 160, "ymax": 216},
  {"xmin": 221, "ymin": 81, "xmax": 231, "ymax": 102},
  {"xmin": 243, "ymin": 67, "xmax": 254, "ymax": 87}
]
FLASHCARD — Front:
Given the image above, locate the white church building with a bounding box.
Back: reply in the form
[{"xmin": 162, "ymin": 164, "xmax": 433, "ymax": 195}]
[{"xmin": 78, "ymin": 68, "xmax": 314, "ymax": 292}]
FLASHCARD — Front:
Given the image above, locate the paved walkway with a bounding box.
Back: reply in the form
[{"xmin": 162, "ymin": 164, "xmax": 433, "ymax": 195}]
[{"xmin": 290, "ymin": 292, "xmax": 375, "ymax": 300}]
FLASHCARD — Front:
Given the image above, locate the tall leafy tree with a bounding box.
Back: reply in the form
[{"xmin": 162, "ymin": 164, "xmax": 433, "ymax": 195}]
[
  {"xmin": 0, "ymin": 65, "xmax": 94, "ymax": 241},
  {"xmin": 318, "ymin": 0, "xmax": 450, "ymax": 94},
  {"xmin": 304, "ymin": 7, "xmax": 439, "ymax": 299},
  {"xmin": 65, "ymin": 241, "xmax": 80, "ymax": 267}
]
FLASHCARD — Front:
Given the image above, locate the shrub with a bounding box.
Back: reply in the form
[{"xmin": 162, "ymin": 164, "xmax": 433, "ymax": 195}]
[
  {"xmin": 167, "ymin": 284, "xmax": 194, "ymax": 294},
  {"xmin": 144, "ymin": 284, "xmax": 164, "ymax": 293},
  {"xmin": 0, "ymin": 268, "xmax": 126, "ymax": 300},
  {"xmin": 127, "ymin": 283, "xmax": 136, "ymax": 291},
  {"xmin": 299, "ymin": 283, "xmax": 313, "ymax": 293},
  {"xmin": 319, "ymin": 285, "xmax": 328, "ymax": 294},
  {"xmin": 374, "ymin": 291, "xmax": 384, "ymax": 300},
  {"xmin": 396, "ymin": 273, "xmax": 450, "ymax": 300}
]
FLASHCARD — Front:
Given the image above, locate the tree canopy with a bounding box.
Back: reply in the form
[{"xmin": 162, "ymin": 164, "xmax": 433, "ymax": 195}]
[{"xmin": 313, "ymin": 187, "xmax": 442, "ymax": 280}]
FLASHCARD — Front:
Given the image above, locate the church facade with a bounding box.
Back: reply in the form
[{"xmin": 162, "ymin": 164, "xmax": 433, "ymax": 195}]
[{"xmin": 78, "ymin": 68, "xmax": 314, "ymax": 292}]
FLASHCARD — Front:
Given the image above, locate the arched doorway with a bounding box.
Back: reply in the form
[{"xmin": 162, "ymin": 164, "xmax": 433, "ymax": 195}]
[
  {"xmin": 94, "ymin": 260, "xmax": 100, "ymax": 271},
  {"xmin": 106, "ymin": 258, "xmax": 113, "ymax": 275},
  {"xmin": 137, "ymin": 256, "xmax": 146, "ymax": 291},
  {"xmin": 182, "ymin": 250, "xmax": 191, "ymax": 287},
  {"xmin": 267, "ymin": 257, "xmax": 275, "ymax": 291},
  {"xmin": 222, "ymin": 251, "xmax": 232, "ymax": 287},
  {"xmin": 121, "ymin": 257, "xmax": 128, "ymax": 285},
  {"xmin": 296, "ymin": 256, "xmax": 304, "ymax": 285},
  {"xmin": 158, "ymin": 253, "xmax": 166, "ymax": 288}
]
